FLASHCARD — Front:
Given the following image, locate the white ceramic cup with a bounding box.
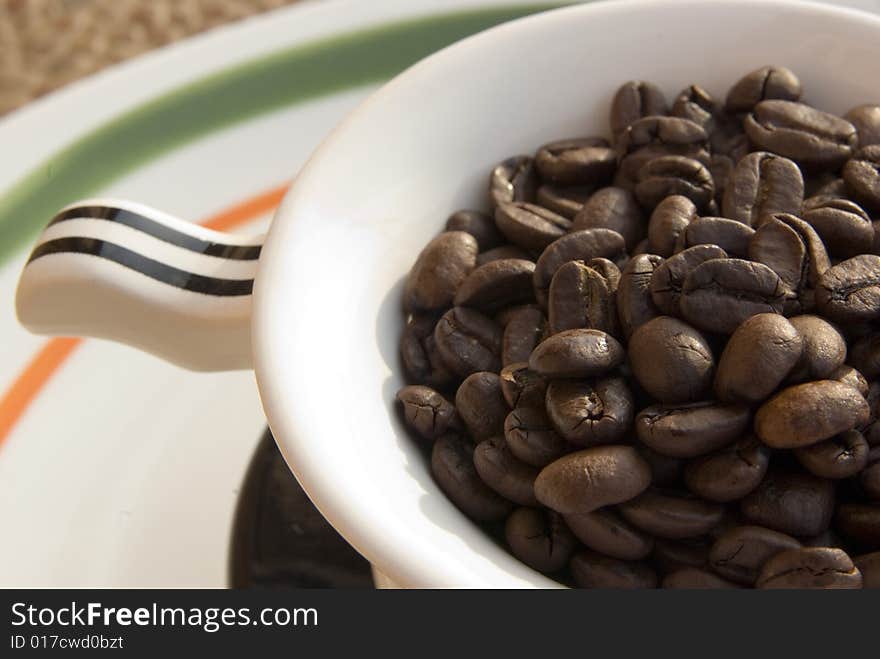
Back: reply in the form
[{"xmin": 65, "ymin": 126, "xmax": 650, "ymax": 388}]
[{"xmin": 16, "ymin": 0, "xmax": 880, "ymax": 587}]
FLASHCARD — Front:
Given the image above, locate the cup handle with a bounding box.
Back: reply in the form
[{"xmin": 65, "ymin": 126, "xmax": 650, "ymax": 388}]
[{"xmin": 15, "ymin": 199, "xmax": 265, "ymax": 371}]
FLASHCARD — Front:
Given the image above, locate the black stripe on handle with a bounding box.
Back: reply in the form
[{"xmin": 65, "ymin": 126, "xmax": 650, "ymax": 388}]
[
  {"xmin": 51, "ymin": 205, "xmax": 262, "ymax": 260},
  {"xmin": 29, "ymin": 237, "xmax": 254, "ymax": 297}
]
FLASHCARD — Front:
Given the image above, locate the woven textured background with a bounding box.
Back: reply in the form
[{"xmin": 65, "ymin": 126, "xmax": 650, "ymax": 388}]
[{"xmin": 0, "ymin": 0, "xmax": 304, "ymax": 115}]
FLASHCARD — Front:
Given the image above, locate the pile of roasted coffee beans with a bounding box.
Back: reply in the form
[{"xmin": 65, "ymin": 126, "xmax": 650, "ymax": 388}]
[{"xmin": 396, "ymin": 66, "xmax": 880, "ymax": 588}]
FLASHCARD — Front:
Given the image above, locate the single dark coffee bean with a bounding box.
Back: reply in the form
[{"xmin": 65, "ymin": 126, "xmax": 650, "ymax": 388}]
[
  {"xmin": 816, "ymin": 254, "xmax": 880, "ymax": 323},
  {"xmin": 617, "ymin": 254, "xmax": 663, "ymax": 339},
  {"xmin": 635, "ymin": 155, "xmax": 714, "ymax": 210},
  {"xmin": 651, "ymin": 537, "xmax": 711, "ymax": 574},
  {"xmin": 445, "ymin": 210, "xmax": 503, "ymax": 251},
  {"xmin": 680, "ymin": 258, "xmax": 786, "ymax": 334},
  {"xmin": 499, "ymin": 362, "xmax": 546, "ymax": 409},
  {"xmin": 684, "ymin": 435, "xmax": 770, "ymax": 503},
  {"xmin": 671, "ymin": 84, "xmax": 716, "ymax": 130},
  {"xmin": 431, "ymin": 434, "xmax": 512, "ymax": 521},
  {"xmin": 455, "ymin": 372, "xmax": 508, "ymax": 440},
  {"xmin": 433, "ymin": 307, "xmax": 502, "ymax": 377},
  {"xmin": 544, "ymin": 376, "xmax": 634, "ymax": 446},
  {"xmin": 836, "ymin": 503, "xmax": 880, "ymax": 549},
  {"xmin": 745, "ymin": 100, "xmax": 857, "ymax": 170},
  {"xmin": 843, "ymin": 144, "xmax": 880, "ymax": 212},
  {"xmin": 490, "ymin": 155, "xmax": 537, "ymax": 208},
  {"xmin": 501, "ymin": 306, "xmax": 546, "ymax": 367},
  {"xmin": 637, "ymin": 444, "xmax": 685, "ymax": 487},
  {"xmin": 403, "ymin": 231, "xmax": 477, "ymax": 311},
  {"xmin": 474, "ymin": 437, "xmax": 539, "ymax": 507},
  {"xmin": 846, "ymin": 104, "xmax": 880, "ymax": 147},
  {"xmin": 536, "ymin": 184, "xmax": 594, "ymax": 219},
  {"xmin": 505, "ymin": 507, "xmax": 576, "ymax": 573},
  {"xmin": 636, "ymin": 402, "xmax": 751, "ymax": 458},
  {"xmin": 618, "ymin": 116, "xmax": 708, "ymax": 157},
  {"xmin": 721, "ymin": 151, "xmax": 804, "ymax": 227},
  {"xmin": 533, "ymin": 228, "xmax": 627, "ymax": 307},
  {"xmin": 849, "ymin": 334, "xmax": 880, "ymax": 381},
  {"xmin": 494, "ymin": 202, "xmax": 572, "ymax": 251},
  {"xmin": 400, "ymin": 314, "xmax": 455, "ymax": 388},
  {"xmin": 535, "ymin": 137, "xmax": 616, "ymax": 186},
  {"xmin": 647, "ymin": 195, "xmax": 698, "ymax": 257},
  {"xmin": 618, "ymin": 489, "xmax": 724, "ymax": 539},
  {"xmin": 618, "ymin": 142, "xmax": 710, "ymax": 192},
  {"xmin": 547, "ymin": 261, "xmax": 617, "ymax": 336},
  {"xmin": 677, "ymin": 217, "xmax": 755, "ymax": 258},
  {"xmin": 453, "ymin": 258, "xmax": 535, "ymax": 312},
  {"xmin": 475, "ymin": 244, "xmax": 532, "ymax": 266},
  {"xmin": 586, "ymin": 257, "xmax": 622, "ymax": 292},
  {"xmin": 504, "ymin": 406, "xmax": 570, "ymax": 468},
  {"xmin": 572, "ymin": 187, "xmax": 645, "ymax": 250},
  {"xmin": 715, "ymin": 313, "xmax": 803, "ymax": 404},
  {"xmin": 740, "ymin": 469, "xmax": 835, "ymax": 536},
  {"xmin": 649, "ymin": 244, "xmax": 727, "ymax": 316},
  {"xmin": 628, "ymin": 316, "xmax": 715, "ymax": 404},
  {"xmin": 534, "ymin": 445, "xmax": 651, "ymax": 514},
  {"xmin": 609, "ymin": 80, "xmax": 668, "ymax": 138},
  {"xmin": 757, "ymin": 547, "xmax": 861, "ymax": 589},
  {"xmin": 794, "ymin": 429, "xmax": 869, "ymax": 479},
  {"xmin": 787, "ymin": 315, "xmax": 847, "ymax": 382},
  {"xmin": 662, "ymin": 568, "xmax": 740, "ymax": 589},
  {"xmin": 529, "ymin": 329, "xmax": 624, "ymax": 378},
  {"xmin": 570, "ymin": 550, "xmax": 658, "ymax": 589},
  {"xmin": 725, "ymin": 65, "xmax": 801, "ymax": 113},
  {"xmin": 802, "ymin": 198, "xmax": 873, "ymax": 259},
  {"xmin": 755, "ymin": 380, "xmax": 870, "ymax": 449},
  {"xmin": 709, "ymin": 525, "xmax": 802, "ymax": 585},
  {"xmin": 830, "ymin": 365, "xmax": 869, "ymax": 397},
  {"xmin": 564, "ymin": 508, "xmax": 654, "ymax": 561},
  {"xmin": 396, "ymin": 385, "xmax": 459, "ymax": 440},
  {"xmin": 854, "ymin": 551, "xmax": 880, "ymax": 588}
]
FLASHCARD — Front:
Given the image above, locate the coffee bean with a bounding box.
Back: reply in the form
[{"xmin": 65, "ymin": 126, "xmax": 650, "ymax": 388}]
[
  {"xmin": 680, "ymin": 258, "xmax": 786, "ymax": 334},
  {"xmin": 846, "ymin": 104, "xmax": 880, "ymax": 148},
  {"xmin": 433, "ymin": 307, "xmax": 502, "ymax": 377},
  {"xmin": 400, "ymin": 314, "xmax": 455, "ymax": 388},
  {"xmin": 802, "ymin": 198, "xmax": 873, "ymax": 259},
  {"xmin": 570, "ymin": 550, "xmax": 658, "ymax": 589},
  {"xmin": 617, "ymin": 253, "xmax": 663, "ymax": 339},
  {"xmin": 756, "ymin": 380, "xmax": 870, "ymax": 449},
  {"xmin": 455, "ymin": 372, "xmax": 508, "ymax": 440},
  {"xmin": 650, "ymin": 244, "xmax": 728, "ymax": 316},
  {"xmin": 618, "ymin": 116, "xmax": 709, "ymax": 157},
  {"xmin": 546, "ymin": 262, "xmax": 616, "ymax": 335},
  {"xmin": 572, "ymin": 187, "xmax": 645, "ymax": 250},
  {"xmin": 836, "ymin": 503, "xmax": 880, "ymax": 549},
  {"xmin": 709, "ymin": 525, "xmax": 802, "ymax": 585},
  {"xmin": 618, "ymin": 489, "xmax": 724, "ymax": 539},
  {"xmin": 794, "ymin": 429, "xmax": 869, "ymax": 479},
  {"xmin": 431, "ymin": 434, "xmax": 512, "ymax": 521},
  {"xmin": 741, "ymin": 469, "xmax": 835, "ymax": 536},
  {"xmin": 647, "ymin": 195, "xmax": 698, "ymax": 257},
  {"xmin": 453, "ymin": 258, "xmax": 535, "ymax": 313},
  {"xmin": 490, "ymin": 155, "xmax": 537, "ymax": 208},
  {"xmin": 544, "ymin": 376, "xmax": 634, "ymax": 446},
  {"xmin": 500, "ymin": 306, "xmax": 546, "ymax": 367},
  {"xmin": 536, "ymin": 184, "xmax": 594, "ymax": 219},
  {"xmin": 635, "ymin": 155, "xmax": 714, "ymax": 210},
  {"xmin": 843, "ymin": 144, "xmax": 880, "ymax": 212},
  {"xmin": 473, "ymin": 437, "xmax": 539, "ymax": 506},
  {"xmin": 476, "ymin": 244, "xmax": 533, "ymax": 266},
  {"xmin": 637, "ymin": 444, "xmax": 685, "ymax": 487},
  {"xmin": 745, "ymin": 100, "xmax": 857, "ymax": 170},
  {"xmin": 628, "ymin": 316, "xmax": 715, "ymax": 403},
  {"xmin": 787, "ymin": 315, "xmax": 847, "ymax": 382},
  {"xmin": 504, "ymin": 407, "xmax": 570, "ymax": 468},
  {"xmin": 715, "ymin": 313, "xmax": 803, "ymax": 404},
  {"xmin": 721, "ymin": 151, "xmax": 804, "ymax": 226},
  {"xmin": 849, "ymin": 334, "xmax": 880, "ymax": 381},
  {"xmin": 671, "ymin": 84, "xmax": 717, "ymax": 130},
  {"xmin": 636, "ymin": 401, "xmax": 751, "ymax": 458},
  {"xmin": 404, "ymin": 231, "xmax": 477, "ymax": 311},
  {"xmin": 528, "ymin": 328, "xmax": 624, "ymax": 379},
  {"xmin": 609, "ymin": 80, "xmax": 668, "ymax": 138},
  {"xmin": 587, "ymin": 257, "xmax": 622, "ymax": 292},
  {"xmin": 499, "ymin": 362, "xmax": 546, "ymax": 409},
  {"xmin": 505, "ymin": 507, "xmax": 576, "ymax": 572},
  {"xmin": 535, "ymin": 137, "xmax": 616, "ymax": 186},
  {"xmin": 830, "ymin": 365, "xmax": 869, "ymax": 397},
  {"xmin": 397, "ymin": 385, "xmax": 460, "ymax": 440},
  {"xmin": 533, "ymin": 228, "xmax": 626, "ymax": 306},
  {"xmin": 495, "ymin": 202, "xmax": 572, "ymax": 251},
  {"xmin": 816, "ymin": 254, "xmax": 880, "ymax": 323},
  {"xmin": 725, "ymin": 65, "xmax": 801, "ymax": 113},
  {"xmin": 534, "ymin": 445, "xmax": 651, "ymax": 514},
  {"xmin": 677, "ymin": 216, "xmax": 755, "ymax": 258},
  {"xmin": 564, "ymin": 508, "xmax": 654, "ymax": 561},
  {"xmin": 662, "ymin": 568, "xmax": 741, "ymax": 589},
  {"xmin": 684, "ymin": 435, "xmax": 771, "ymax": 503},
  {"xmin": 757, "ymin": 547, "xmax": 861, "ymax": 589},
  {"xmin": 445, "ymin": 210, "xmax": 503, "ymax": 251},
  {"xmin": 854, "ymin": 551, "xmax": 880, "ymax": 588}
]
